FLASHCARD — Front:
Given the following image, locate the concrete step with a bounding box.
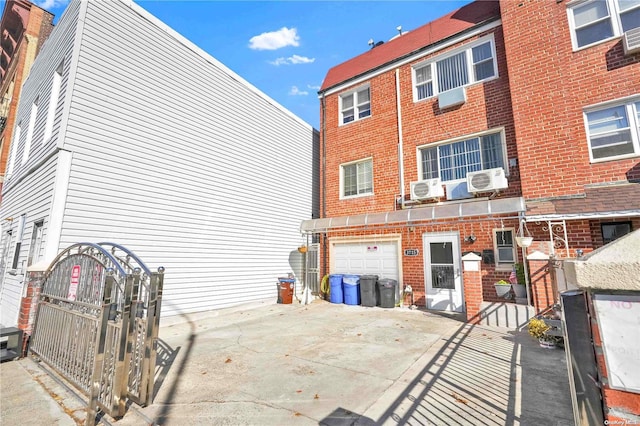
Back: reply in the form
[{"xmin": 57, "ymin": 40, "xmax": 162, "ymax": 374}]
[{"xmin": 478, "ymin": 301, "xmax": 536, "ymax": 329}]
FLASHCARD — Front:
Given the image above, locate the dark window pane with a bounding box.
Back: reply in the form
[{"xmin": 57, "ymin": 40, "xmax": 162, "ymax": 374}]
[
  {"xmin": 576, "ymin": 20, "xmax": 614, "ymax": 47},
  {"xmin": 430, "ymin": 242, "xmax": 454, "ymax": 264}
]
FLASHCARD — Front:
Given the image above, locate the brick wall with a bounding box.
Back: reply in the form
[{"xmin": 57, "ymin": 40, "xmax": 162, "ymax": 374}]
[
  {"xmin": 499, "ymin": 0, "xmax": 640, "ymax": 200},
  {"xmin": 320, "ymin": 26, "xmax": 521, "ymax": 220},
  {"xmin": 322, "ymin": 215, "xmax": 522, "ymax": 311}
]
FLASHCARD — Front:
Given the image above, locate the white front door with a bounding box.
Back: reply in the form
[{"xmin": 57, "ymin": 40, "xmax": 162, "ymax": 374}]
[{"xmin": 423, "ymin": 232, "xmax": 464, "ymax": 312}]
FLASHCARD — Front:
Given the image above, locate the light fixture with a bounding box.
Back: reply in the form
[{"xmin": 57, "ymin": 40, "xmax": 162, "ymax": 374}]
[{"xmin": 464, "ymin": 234, "xmax": 477, "ymax": 244}]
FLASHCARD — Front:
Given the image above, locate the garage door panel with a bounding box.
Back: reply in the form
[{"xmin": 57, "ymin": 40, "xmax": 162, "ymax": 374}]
[{"xmin": 332, "ymin": 241, "xmax": 399, "ymax": 281}]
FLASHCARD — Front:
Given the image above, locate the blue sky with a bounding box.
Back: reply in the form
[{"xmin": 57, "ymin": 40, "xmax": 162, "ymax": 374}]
[{"xmin": 11, "ymin": 0, "xmax": 473, "ymax": 129}]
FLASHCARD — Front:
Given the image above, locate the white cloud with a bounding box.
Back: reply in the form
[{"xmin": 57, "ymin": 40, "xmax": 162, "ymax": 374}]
[
  {"xmin": 307, "ymin": 84, "xmax": 321, "ymax": 90},
  {"xmin": 289, "ymin": 86, "xmax": 309, "ymax": 96},
  {"xmin": 269, "ymin": 55, "xmax": 315, "ymax": 66},
  {"xmin": 249, "ymin": 27, "xmax": 300, "ymax": 50},
  {"xmin": 34, "ymin": 0, "xmax": 68, "ymax": 9},
  {"xmin": 288, "ymin": 55, "xmax": 315, "ymax": 64}
]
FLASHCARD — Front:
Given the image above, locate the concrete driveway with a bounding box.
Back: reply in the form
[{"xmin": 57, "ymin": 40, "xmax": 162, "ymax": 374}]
[{"xmin": 110, "ymin": 300, "xmax": 574, "ymax": 425}]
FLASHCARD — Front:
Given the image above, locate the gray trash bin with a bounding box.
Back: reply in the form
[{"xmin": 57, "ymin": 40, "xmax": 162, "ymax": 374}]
[
  {"xmin": 359, "ymin": 275, "xmax": 378, "ymax": 307},
  {"xmin": 378, "ymin": 278, "xmax": 398, "ymax": 308}
]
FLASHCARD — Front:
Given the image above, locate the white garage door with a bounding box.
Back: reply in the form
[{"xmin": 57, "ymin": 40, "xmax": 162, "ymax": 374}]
[{"xmin": 332, "ymin": 240, "xmax": 399, "ymax": 280}]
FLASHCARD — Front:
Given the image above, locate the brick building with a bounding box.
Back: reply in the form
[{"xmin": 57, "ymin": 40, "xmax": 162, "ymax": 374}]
[
  {"xmin": 0, "ymin": 0, "xmax": 54, "ymax": 197},
  {"xmin": 302, "ymin": 0, "xmax": 639, "ymax": 319}
]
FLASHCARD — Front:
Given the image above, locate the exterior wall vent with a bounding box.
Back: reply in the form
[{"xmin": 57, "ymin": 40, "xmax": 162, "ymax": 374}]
[
  {"xmin": 467, "ymin": 167, "xmax": 508, "ymax": 193},
  {"xmin": 623, "ymin": 27, "xmax": 640, "ymax": 56},
  {"xmin": 410, "ymin": 178, "xmax": 444, "ymax": 200},
  {"xmin": 438, "ymin": 86, "xmax": 467, "ymax": 109}
]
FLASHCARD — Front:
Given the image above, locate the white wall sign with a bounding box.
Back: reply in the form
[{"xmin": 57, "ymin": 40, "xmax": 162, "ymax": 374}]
[
  {"xmin": 593, "ymin": 294, "xmax": 640, "ymax": 393},
  {"xmin": 67, "ymin": 265, "xmax": 81, "ymax": 301}
]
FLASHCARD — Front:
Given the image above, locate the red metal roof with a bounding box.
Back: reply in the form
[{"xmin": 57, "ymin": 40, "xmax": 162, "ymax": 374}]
[{"xmin": 320, "ymin": 0, "xmax": 500, "ymax": 92}]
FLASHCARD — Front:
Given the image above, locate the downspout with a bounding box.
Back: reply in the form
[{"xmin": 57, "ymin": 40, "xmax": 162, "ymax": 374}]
[
  {"xmin": 395, "ymin": 69, "xmax": 405, "ymax": 209},
  {"xmin": 320, "ymin": 93, "xmax": 328, "ymax": 279}
]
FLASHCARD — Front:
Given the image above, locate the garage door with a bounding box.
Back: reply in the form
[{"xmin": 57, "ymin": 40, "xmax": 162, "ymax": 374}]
[{"xmin": 332, "ymin": 240, "xmax": 399, "ymax": 280}]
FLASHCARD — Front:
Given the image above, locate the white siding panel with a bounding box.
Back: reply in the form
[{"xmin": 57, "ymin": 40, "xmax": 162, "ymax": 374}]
[
  {"xmin": 59, "ymin": 1, "xmax": 314, "ymax": 317},
  {"xmin": 0, "ymin": 154, "xmax": 58, "ymax": 326},
  {"xmin": 1, "ymin": 2, "xmax": 80, "ymax": 193}
]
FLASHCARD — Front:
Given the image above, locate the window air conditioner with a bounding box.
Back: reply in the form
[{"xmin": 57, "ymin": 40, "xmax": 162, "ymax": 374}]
[
  {"xmin": 410, "ymin": 178, "xmax": 444, "ymax": 200},
  {"xmin": 438, "ymin": 86, "xmax": 467, "ymax": 109},
  {"xmin": 466, "ymin": 167, "xmax": 508, "ymax": 193},
  {"xmin": 622, "ymin": 27, "xmax": 640, "ymax": 56}
]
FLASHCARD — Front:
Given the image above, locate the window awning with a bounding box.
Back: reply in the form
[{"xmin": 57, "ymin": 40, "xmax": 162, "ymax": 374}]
[{"xmin": 301, "ymin": 197, "xmax": 526, "ymax": 233}]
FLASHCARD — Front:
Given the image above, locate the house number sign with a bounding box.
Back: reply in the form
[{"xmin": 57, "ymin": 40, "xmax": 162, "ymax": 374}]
[{"xmin": 404, "ymin": 249, "xmax": 419, "ymax": 256}]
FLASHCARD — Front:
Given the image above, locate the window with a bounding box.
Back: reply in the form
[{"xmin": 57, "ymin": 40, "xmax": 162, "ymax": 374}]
[
  {"xmin": 10, "ymin": 215, "xmax": 26, "ymax": 271},
  {"xmin": 601, "ymin": 221, "xmax": 632, "ymax": 244},
  {"xmin": 585, "ymin": 99, "xmax": 640, "ymax": 162},
  {"xmin": 44, "ymin": 63, "xmax": 63, "ymax": 142},
  {"xmin": 494, "ymin": 228, "xmax": 516, "ymax": 268},
  {"xmin": 22, "ymin": 97, "xmax": 38, "ymax": 164},
  {"xmin": 6, "ymin": 123, "xmax": 20, "ymax": 177},
  {"xmin": 26, "ymin": 221, "xmax": 44, "ymax": 267},
  {"xmin": 341, "ymin": 158, "xmax": 373, "ymax": 197},
  {"xmin": 340, "ymin": 86, "xmax": 371, "ymax": 124},
  {"xmin": 568, "ymin": 0, "xmax": 640, "ymax": 49},
  {"xmin": 419, "ymin": 130, "xmax": 506, "ymax": 181},
  {"xmin": 413, "ymin": 38, "xmax": 496, "ymax": 101}
]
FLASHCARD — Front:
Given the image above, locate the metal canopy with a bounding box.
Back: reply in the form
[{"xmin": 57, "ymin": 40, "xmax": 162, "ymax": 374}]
[{"xmin": 301, "ymin": 197, "xmax": 526, "ymax": 233}]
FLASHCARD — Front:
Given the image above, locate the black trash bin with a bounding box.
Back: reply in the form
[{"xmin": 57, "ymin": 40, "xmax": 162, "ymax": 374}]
[
  {"xmin": 378, "ymin": 278, "xmax": 398, "ymax": 308},
  {"xmin": 360, "ymin": 275, "xmax": 379, "ymax": 307}
]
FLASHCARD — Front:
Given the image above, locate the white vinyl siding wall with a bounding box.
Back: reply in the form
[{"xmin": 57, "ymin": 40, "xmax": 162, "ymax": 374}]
[
  {"xmin": 0, "ymin": 2, "xmax": 80, "ymax": 327},
  {"xmin": 0, "ymin": 154, "xmax": 57, "ymax": 326},
  {"xmin": 58, "ymin": 1, "xmax": 313, "ymax": 316}
]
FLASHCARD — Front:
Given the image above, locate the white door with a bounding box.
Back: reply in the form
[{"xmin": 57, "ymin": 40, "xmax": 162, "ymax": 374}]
[
  {"xmin": 332, "ymin": 240, "xmax": 399, "ymax": 280},
  {"xmin": 423, "ymin": 233, "xmax": 464, "ymax": 312}
]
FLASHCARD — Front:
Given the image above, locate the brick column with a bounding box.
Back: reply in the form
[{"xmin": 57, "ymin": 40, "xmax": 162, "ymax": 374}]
[
  {"xmin": 526, "ymin": 241, "xmax": 555, "ymax": 313},
  {"xmin": 461, "ymin": 252, "xmax": 483, "ymax": 323},
  {"xmin": 18, "ymin": 262, "xmax": 48, "ymax": 355}
]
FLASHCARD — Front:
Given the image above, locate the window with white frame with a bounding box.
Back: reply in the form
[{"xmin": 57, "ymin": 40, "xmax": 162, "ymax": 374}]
[
  {"xmin": 340, "ymin": 86, "xmax": 371, "ymax": 124},
  {"xmin": 6, "ymin": 123, "xmax": 21, "ymax": 177},
  {"xmin": 44, "ymin": 63, "xmax": 63, "ymax": 142},
  {"xmin": 494, "ymin": 228, "xmax": 516, "ymax": 268},
  {"xmin": 26, "ymin": 220, "xmax": 44, "ymax": 267},
  {"xmin": 568, "ymin": 0, "xmax": 640, "ymax": 50},
  {"xmin": 22, "ymin": 97, "xmax": 38, "ymax": 165},
  {"xmin": 418, "ymin": 129, "xmax": 506, "ymax": 181},
  {"xmin": 585, "ymin": 99, "xmax": 640, "ymax": 161},
  {"xmin": 413, "ymin": 38, "xmax": 497, "ymax": 101},
  {"xmin": 341, "ymin": 158, "xmax": 373, "ymax": 197}
]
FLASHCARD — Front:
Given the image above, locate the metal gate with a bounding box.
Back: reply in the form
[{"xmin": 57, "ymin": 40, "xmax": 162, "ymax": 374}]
[
  {"xmin": 29, "ymin": 242, "xmax": 164, "ymax": 424},
  {"xmin": 306, "ymin": 243, "xmax": 320, "ymax": 294}
]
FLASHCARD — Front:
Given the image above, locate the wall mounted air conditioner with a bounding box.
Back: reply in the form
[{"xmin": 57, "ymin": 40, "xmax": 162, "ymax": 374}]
[
  {"xmin": 467, "ymin": 167, "xmax": 508, "ymax": 193},
  {"xmin": 410, "ymin": 178, "xmax": 444, "ymax": 200},
  {"xmin": 438, "ymin": 86, "xmax": 467, "ymax": 109},
  {"xmin": 622, "ymin": 27, "xmax": 640, "ymax": 56}
]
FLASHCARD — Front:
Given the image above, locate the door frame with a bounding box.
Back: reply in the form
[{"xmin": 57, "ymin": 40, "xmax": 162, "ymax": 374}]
[{"xmin": 422, "ymin": 231, "xmax": 465, "ymax": 312}]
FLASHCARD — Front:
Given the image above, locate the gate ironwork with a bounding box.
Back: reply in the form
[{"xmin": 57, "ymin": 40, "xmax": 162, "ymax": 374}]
[{"xmin": 29, "ymin": 242, "xmax": 164, "ymax": 424}]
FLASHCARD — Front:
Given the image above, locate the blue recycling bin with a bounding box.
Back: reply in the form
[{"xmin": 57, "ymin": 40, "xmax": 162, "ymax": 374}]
[
  {"xmin": 329, "ymin": 274, "xmax": 344, "ymax": 304},
  {"xmin": 342, "ymin": 274, "xmax": 361, "ymax": 305}
]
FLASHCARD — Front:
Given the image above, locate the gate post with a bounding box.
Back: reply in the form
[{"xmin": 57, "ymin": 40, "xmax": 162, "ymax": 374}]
[
  {"xmin": 18, "ymin": 262, "xmax": 48, "ymax": 355},
  {"xmin": 87, "ymin": 269, "xmax": 117, "ymax": 426}
]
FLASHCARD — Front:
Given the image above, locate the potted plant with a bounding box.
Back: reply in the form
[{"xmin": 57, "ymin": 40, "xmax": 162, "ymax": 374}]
[
  {"xmin": 528, "ymin": 317, "xmax": 558, "ymax": 348},
  {"xmin": 494, "ymin": 279, "xmax": 512, "ymax": 299},
  {"xmin": 511, "ymin": 263, "xmax": 527, "ymax": 299}
]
